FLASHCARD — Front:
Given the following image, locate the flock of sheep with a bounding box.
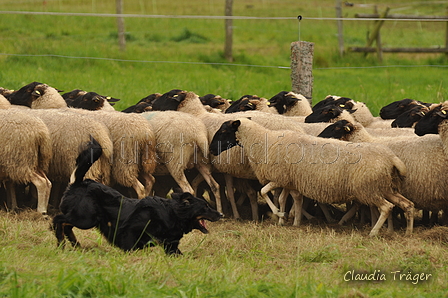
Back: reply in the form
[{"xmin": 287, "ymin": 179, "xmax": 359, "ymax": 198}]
[{"xmin": 0, "ymin": 81, "xmax": 446, "ymax": 237}]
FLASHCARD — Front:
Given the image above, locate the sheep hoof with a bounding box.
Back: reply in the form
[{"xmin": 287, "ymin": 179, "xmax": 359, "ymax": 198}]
[{"xmin": 276, "ymin": 212, "xmax": 286, "ymax": 218}]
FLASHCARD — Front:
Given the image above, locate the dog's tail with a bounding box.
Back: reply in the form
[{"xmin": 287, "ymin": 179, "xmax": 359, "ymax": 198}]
[{"xmin": 70, "ymin": 137, "xmax": 103, "ymax": 185}]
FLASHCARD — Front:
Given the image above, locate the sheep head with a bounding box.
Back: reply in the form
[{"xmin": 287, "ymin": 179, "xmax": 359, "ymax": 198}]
[
  {"xmin": 151, "ymin": 89, "xmax": 187, "ymax": 111},
  {"xmin": 317, "ymin": 120, "xmax": 355, "ymax": 140},
  {"xmin": 209, "ymin": 120, "xmax": 242, "ymax": 156},
  {"xmin": 414, "ymin": 104, "xmax": 448, "ymax": 136}
]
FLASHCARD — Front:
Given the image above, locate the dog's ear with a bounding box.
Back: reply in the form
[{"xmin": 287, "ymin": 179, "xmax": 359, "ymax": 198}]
[{"xmin": 171, "ymin": 192, "xmax": 193, "ymax": 205}]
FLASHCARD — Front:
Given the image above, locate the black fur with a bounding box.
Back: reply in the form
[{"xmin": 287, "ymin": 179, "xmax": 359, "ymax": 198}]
[
  {"xmin": 8, "ymin": 81, "xmax": 43, "ymax": 107},
  {"xmin": 151, "ymin": 89, "xmax": 186, "ymax": 111},
  {"xmin": 199, "ymin": 94, "xmax": 226, "ymax": 109},
  {"xmin": 414, "ymin": 104, "xmax": 448, "ymax": 136},
  {"xmin": 224, "ymin": 95, "xmax": 259, "ymax": 113},
  {"xmin": 52, "ymin": 138, "xmax": 222, "ymax": 255},
  {"xmin": 379, "ymin": 98, "xmax": 422, "ymax": 120},
  {"xmin": 316, "ymin": 120, "xmax": 355, "ymax": 140}
]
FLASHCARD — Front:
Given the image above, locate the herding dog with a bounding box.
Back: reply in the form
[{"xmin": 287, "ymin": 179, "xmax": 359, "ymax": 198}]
[{"xmin": 52, "ymin": 138, "xmax": 222, "ymax": 255}]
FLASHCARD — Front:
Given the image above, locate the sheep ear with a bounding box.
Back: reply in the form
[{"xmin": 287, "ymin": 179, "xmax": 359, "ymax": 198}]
[
  {"xmin": 231, "ymin": 120, "xmax": 241, "ymax": 130},
  {"xmin": 436, "ymin": 110, "xmax": 448, "ymax": 118},
  {"xmin": 344, "ymin": 126, "xmax": 351, "ymax": 132}
]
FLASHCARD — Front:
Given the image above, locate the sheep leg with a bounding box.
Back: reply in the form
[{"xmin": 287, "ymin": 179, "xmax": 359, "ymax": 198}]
[
  {"xmin": 301, "ymin": 198, "xmax": 315, "ymax": 220},
  {"xmin": 167, "ymin": 168, "xmax": 195, "ymax": 195},
  {"xmin": 30, "ymin": 171, "xmax": 52, "ymax": 217},
  {"xmin": 139, "ymin": 172, "xmax": 155, "ymax": 197},
  {"xmin": 370, "ymin": 206, "xmax": 380, "ymax": 227},
  {"xmin": 278, "ymin": 188, "xmax": 290, "ymax": 225},
  {"xmin": 5, "ymin": 181, "xmax": 18, "ymax": 212},
  {"xmin": 318, "ymin": 203, "xmax": 337, "ymax": 223},
  {"xmin": 387, "ymin": 213, "xmax": 394, "ymax": 233},
  {"xmin": 224, "ymin": 174, "xmax": 239, "ymax": 219},
  {"xmin": 131, "ymin": 179, "xmax": 147, "ymax": 199},
  {"xmin": 260, "ymin": 182, "xmax": 285, "ymax": 218},
  {"xmin": 273, "ymin": 188, "xmax": 282, "ymax": 206},
  {"xmin": 244, "ymin": 186, "xmax": 259, "ymax": 221},
  {"xmin": 369, "ymin": 199, "xmax": 394, "ymax": 237},
  {"xmin": 190, "ymin": 174, "xmax": 204, "ymax": 195},
  {"xmin": 195, "ymin": 163, "xmax": 221, "ymax": 214},
  {"xmin": 338, "ymin": 202, "xmax": 360, "ymax": 225},
  {"xmin": 385, "ymin": 192, "xmax": 414, "ymax": 236},
  {"xmin": 290, "ymin": 190, "xmax": 303, "ymax": 227}
]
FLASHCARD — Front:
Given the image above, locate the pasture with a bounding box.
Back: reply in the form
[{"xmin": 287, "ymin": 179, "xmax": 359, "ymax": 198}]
[{"xmin": 1, "ymin": 0, "xmax": 448, "ymax": 297}]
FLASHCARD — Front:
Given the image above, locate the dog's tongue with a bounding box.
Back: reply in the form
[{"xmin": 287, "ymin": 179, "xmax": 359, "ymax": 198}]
[{"xmin": 199, "ymin": 219, "xmax": 209, "ymax": 234}]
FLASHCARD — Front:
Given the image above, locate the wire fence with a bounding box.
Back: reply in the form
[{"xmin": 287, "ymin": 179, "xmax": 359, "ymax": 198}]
[{"xmin": 1, "ymin": 10, "xmax": 448, "ymax": 71}]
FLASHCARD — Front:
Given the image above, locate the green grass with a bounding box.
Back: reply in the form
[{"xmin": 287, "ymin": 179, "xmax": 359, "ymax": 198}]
[
  {"xmin": 1, "ymin": 1, "xmax": 448, "ymax": 297},
  {"xmin": 0, "ymin": 0, "xmax": 447, "ymax": 115},
  {"xmin": 1, "ymin": 211, "xmax": 448, "ymax": 297}
]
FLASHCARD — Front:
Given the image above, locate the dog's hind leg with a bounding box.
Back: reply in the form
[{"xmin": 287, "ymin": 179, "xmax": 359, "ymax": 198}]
[
  {"xmin": 63, "ymin": 223, "xmax": 80, "ymax": 247},
  {"xmin": 52, "ymin": 214, "xmax": 68, "ymax": 247}
]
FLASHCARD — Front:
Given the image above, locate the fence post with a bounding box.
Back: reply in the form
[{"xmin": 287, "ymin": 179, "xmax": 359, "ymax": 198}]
[
  {"xmin": 116, "ymin": 0, "xmax": 126, "ymax": 52},
  {"xmin": 445, "ymin": 7, "xmax": 448, "ymax": 57},
  {"xmin": 335, "ymin": 0, "xmax": 344, "ymax": 56},
  {"xmin": 224, "ymin": 0, "xmax": 233, "ymax": 62},
  {"xmin": 290, "ymin": 41, "xmax": 314, "ymax": 104}
]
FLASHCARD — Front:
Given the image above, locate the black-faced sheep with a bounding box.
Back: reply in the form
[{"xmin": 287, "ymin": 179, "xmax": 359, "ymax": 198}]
[
  {"xmin": 268, "ymin": 91, "xmax": 312, "ymax": 116},
  {"xmin": 199, "ymin": 94, "xmax": 231, "ymax": 112},
  {"xmin": 380, "ymin": 98, "xmax": 432, "ymax": 120},
  {"xmin": 209, "ymin": 118, "xmax": 414, "ymax": 236},
  {"xmin": 62, "ymin": 89, "xmax": 117, "ymax": 111},
  {"xmin": 9, "ymin": 82, "xmax": 67, "ymax": 109},
  {"xmin": 0, "ymin": 109, "xmax": 52, "ymax": 216},
  {"xmin": 150, "ymin": 90, "xmax": 311, "ymax": 220}
]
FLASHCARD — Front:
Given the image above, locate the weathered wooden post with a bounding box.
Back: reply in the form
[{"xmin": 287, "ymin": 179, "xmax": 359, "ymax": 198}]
[
  {"xmin": 290, "ymin": 41, "xmax": 314, "ymax": 104},
  {"xmin": 224, "ymin": 0, "xmax": 233, "ymax": 62},
  {"xmin": 335, "ymin": 0, "xmax": 344, "ymax": 57},
  {"xmin": 116, "ymin": 0, "xmax": 126, "ymax": 52}
]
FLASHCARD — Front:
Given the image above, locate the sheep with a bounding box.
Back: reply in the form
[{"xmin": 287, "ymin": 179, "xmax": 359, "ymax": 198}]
[
  {"xmin": 312, "ymin": 96, "xmax": 395, "ymax": 128},
  {"xmin": 150, "ymin": 90, "xmax": 313, "ymax": 220},
  {"xmin": 225, "ymin": 95, "xmax": 271, "ymax": 114},
  {"xmin": 68, "ymin": 109, "xmax": 157, "ymax": 199},
  {"xmin": 200, "ymin": 93, "xmax": 231, "ymax": 112},
  {"xmin": 380, "ymin": 98, "xmax": 432, "ymax": 119},
  {"xmin": 139, "ymin": 110, "xmax": 222, "ymax": 212},
  {"xmin": 21, "ymin": 109, "xmax": 113, "ymax": 207},
  {"xmin": 268, "ymin": 91, "xmax": 312, "ymax": 116},
  {"xmin": 9, "ymin": 82, "xmax": 67, "ymax": 109},
  {"xmin": 121, "ymin": 102, "xmax": 152, "ymax": 113},
  {"xmin": 209, "ymin": 118, "xmax": 414, "ymax": 236},
  {"xmin": 320, "ymin": 119, "xmax": 448, "ymax": 225},
  {"xmin": 62, "ymin": 89, "xmax": 118, "ymax": 111},
  {"xmin": 0, "ymin": 109, "xmax": 52, "ymax": 216},
  {"xmin": 226, "ymin": 92, "xmax": 312, "ymax": 116},
  {"xmin": 7, "ymin": 82, "xmax": 42, "ymax": 107},
  {"xmin": 391, "ymin": 105, "xmax": 429, "ymax": 128}
]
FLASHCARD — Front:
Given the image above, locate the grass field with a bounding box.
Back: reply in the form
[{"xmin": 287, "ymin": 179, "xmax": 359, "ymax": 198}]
[
  {"xmin": 1, "ymin": 1, "xmax": 448, "ymax": 297},
  {"xmin": 1, "ymin": 210, "xmax": 448, "ymax": 297}
]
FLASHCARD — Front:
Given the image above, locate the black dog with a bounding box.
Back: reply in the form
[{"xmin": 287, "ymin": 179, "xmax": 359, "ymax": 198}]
[{"xmin": 52, "ymin": 138, "xmax": 222, "ymax": 255}]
